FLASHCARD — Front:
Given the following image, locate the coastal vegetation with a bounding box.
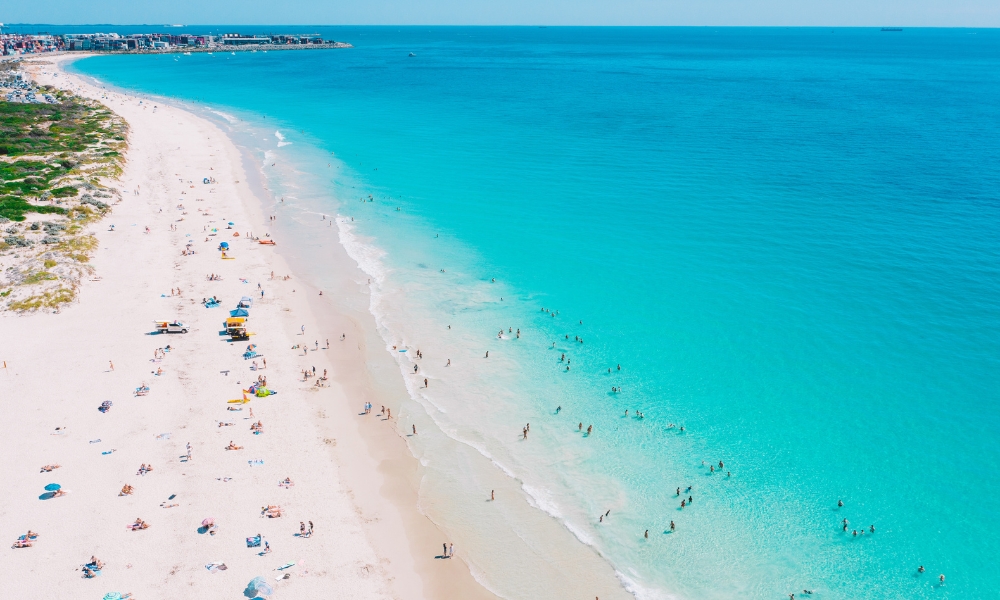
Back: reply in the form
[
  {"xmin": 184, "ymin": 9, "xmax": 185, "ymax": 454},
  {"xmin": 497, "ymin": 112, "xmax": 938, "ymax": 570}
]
[{"xmin": 0, "ymin": 60, "xmax": 127, "ymax": 311}]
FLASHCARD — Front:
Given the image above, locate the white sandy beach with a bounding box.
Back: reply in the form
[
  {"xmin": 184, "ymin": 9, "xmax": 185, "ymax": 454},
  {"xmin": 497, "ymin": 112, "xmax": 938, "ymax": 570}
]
[{"xmin": 1, "ymin": 54, "xmax": 497, "ymax": 600}]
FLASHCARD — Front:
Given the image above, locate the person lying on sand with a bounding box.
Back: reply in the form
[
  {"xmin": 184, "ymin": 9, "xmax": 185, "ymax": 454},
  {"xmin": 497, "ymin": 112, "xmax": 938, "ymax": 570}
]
[
  {"xmin": 218, "ymin": 422, "xmax": 234, "ymax": 427},
  {"xmin": 279, "ymin": 477, "xmax": 294, "ymax": 487},
  {"xmin": 87, "ymin": 556, "xmax": 106, "ymax": 570},
  {"xmin": 261, "ymin": 505, "xmax": 283, "ymax": 518},
  {"xmin": 226, "ymin": 442, "xmax": 243, "ymax": 450},
  {"xmin": 128, "ymin": 518, "xmax": 149, "ymax": 530},
  {"xmin": 52, "ymin": 489, "xmax": 67, "ymax": 498},
  {"xmin": 136, "ymin": 464, "xmax": 153, "ymax": 476},
  {"xmin": 119, "ymin": 484, "xmax": 135, "ymax": 496},
  {"xmin": 40, "ymin": 464, "xmax": 61, "ymax": 472}
]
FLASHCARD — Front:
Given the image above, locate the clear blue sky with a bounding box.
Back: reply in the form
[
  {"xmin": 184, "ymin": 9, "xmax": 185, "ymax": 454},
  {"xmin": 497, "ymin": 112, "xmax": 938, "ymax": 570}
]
[{"xmin": 3, "ymin": 0, "xmax": 998, "ymax": 27}]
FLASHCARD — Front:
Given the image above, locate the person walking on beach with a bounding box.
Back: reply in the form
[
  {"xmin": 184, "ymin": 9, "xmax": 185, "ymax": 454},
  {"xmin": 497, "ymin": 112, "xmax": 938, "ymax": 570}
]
[
  {"xmin": 309, "ymin": 521, "xmax": 314, "ymax": 535},
  {"xmin": 670, "ymin": 521, "xmax": 675, "ymax": 532},
  {"xmin": 412, "ymin": 424, "xmax": 417, "ymax": 435},
  {"xmin": 301, "ymin": 325, "xmax": 305, "ymax": 335},
  {"xmin": 491, "ymin": 490, "xmax": 495, "ymax": 501},
  {"xmin": 109, "ymin": 361, "xmax": 115, "ymax": 371},
  {"xmin": 449, "ymin": 543, "xmax": 454, "ymax": 558},
  {"xmin": 443, "ymin": 543, "xmax": 448, "ymax": 558}
]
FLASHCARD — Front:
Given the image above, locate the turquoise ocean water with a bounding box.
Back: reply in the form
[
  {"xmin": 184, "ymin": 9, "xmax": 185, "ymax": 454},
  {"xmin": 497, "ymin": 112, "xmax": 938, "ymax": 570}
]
[{"xmin": 73, "ymin": 27, "xmax": 1000, "ymax": 599}]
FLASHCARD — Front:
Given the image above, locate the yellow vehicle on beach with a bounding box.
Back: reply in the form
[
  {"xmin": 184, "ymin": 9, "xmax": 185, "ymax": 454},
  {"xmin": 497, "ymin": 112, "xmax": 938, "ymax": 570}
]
[{"xmin": 226, "ymin": 317, "xmax": 250, "ymax": 340}]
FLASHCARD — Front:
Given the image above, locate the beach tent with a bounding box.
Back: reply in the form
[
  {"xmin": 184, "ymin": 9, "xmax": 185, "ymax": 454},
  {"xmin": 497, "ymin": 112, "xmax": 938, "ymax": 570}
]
[
  {"xmin": 246, "ymin": 576, "xmax": 273, "ymax": 597},
  {"xmin": 239, "ymin": 296, "xmax": 253, "ymax": 308},
  {"xmin": 230, "ymin": 308, "xmax": 249, "ymax": 318}
]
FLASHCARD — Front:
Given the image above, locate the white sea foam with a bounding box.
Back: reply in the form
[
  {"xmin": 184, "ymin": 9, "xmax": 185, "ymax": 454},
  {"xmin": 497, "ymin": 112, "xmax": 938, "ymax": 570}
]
[
  {"xmin": 211, "ymin": 110, "xmax": 237, "ymax": 124},
  {"xmin": 616, "ymin": 570, "xmax": 676, "ymax": 600},
  {"xmin": 274, "ymin": 129, "xmax": 292, "ymax": 147}
]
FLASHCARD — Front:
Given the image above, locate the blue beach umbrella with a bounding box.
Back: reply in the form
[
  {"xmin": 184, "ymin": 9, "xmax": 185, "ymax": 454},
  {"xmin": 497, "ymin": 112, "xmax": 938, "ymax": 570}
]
[
  {"xmin": 220, "ymin": 242, "xmax": 229, "ymax": 249},
  {"xmin": 44, "ymin": 483, "xmax": 61, "ymax": 491}
]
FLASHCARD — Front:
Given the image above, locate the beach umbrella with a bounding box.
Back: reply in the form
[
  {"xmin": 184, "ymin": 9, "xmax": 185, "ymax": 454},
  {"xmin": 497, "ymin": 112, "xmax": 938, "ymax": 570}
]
[
  {"xmin": 228, "ymin": 222, "xmax": 235, "ymax": 226},
  {"xmin": 103, "ymin": 594, "xmax": 123, "ymax": 600},
  {"xmin": 230, "ymin": 308, "xmax": 249, "ymax": 317},
  {"xmin": 44, "ymin": 483, "xmax": 61, "ymax": 491},
  {"xmin": 220, "ymin": 242, "xmax": 230, "ymax": 249}
]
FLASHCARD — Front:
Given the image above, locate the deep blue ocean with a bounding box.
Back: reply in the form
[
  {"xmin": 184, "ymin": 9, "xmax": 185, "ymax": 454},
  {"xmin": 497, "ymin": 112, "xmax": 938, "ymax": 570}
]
[{"xmin": 72, "ymin": 27, "xmax": 1000, "ymax": 599}]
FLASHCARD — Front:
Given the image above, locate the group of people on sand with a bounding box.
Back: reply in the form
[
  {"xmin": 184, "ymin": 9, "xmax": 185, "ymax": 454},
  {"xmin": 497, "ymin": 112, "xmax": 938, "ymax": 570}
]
[
  {"xmin": 119, "ymin": 484, "xmax": 135, "ymax": 496},
  {"xmin": 136, "ymin": 463, "xmax": 153, "ymax": 476},
  {"xmin": 250, "ymin": 421, "xmax": 265, "ymax": 434},
  {"xmin": 127, "ymin": 518, "xmax": 149, "ymax": 531},
  {"xmin": 207, "ymin": 273, "xmax": 223, "ymax": 281},
  {"xmin": 298, "ymin": 521, "xmax": 314, "ymax": 537},
  {"xmin": 11, "ymin": 530, "xmax": 39, "ymax": 548},
  {"xmin": 82, "ymin": 556, "xmax": 106, "ymax": 577}
]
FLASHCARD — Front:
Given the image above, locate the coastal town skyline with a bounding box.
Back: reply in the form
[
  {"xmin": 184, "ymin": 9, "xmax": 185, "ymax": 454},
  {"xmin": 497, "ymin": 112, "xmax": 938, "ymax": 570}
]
[{"xmin": 3, "ymin": 0, "xmax": 999, "ymax": 28}]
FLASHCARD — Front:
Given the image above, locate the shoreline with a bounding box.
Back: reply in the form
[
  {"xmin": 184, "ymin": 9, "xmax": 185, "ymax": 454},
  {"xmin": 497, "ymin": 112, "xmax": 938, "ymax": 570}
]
[{"xmin": 5, "ymin": 53, "xmax": 497, "ymax": 600}]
